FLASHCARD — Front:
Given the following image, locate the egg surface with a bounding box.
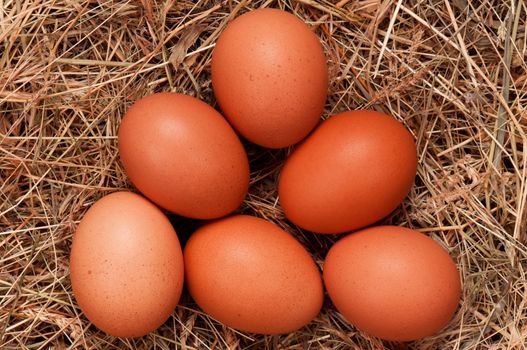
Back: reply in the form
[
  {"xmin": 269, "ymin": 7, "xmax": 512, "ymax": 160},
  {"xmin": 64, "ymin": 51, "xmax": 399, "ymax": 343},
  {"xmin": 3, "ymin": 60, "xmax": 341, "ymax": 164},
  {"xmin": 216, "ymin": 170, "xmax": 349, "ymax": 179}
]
[
  {"xmin": 118, "ymin": 92, "xmax": 249, "ymax": 219},
  {"xmin": 323, "ymin": 226, "xmax": 461, "ymax": 341},
  {"xmin": 212, "ymin": 8, "xmax": 328, "ymax": 148},
  {"xmin": 184, "ymin": 215, "xmax": 323, "ymax": 334},
  {"xmin": 70, "ymin": 192, "xmax": 184, "ymax": 337},
  {"xmin": 279, "ymin": 110, "xmax": 417, "ymax": 234}
]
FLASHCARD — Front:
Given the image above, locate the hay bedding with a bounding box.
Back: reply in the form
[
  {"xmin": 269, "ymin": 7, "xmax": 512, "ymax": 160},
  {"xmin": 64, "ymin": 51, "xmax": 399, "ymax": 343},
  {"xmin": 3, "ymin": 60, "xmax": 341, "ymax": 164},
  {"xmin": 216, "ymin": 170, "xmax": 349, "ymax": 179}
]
[{"xmin": 0, "ymin": 0, "xmax": 526, "ymax": 349}]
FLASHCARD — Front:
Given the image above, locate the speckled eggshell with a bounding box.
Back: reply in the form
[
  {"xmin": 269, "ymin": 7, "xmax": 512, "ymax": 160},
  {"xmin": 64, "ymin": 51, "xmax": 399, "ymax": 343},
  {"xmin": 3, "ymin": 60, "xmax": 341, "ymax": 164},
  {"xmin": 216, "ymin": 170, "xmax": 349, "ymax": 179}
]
[
  {"xmin": 212, "ymin": 8, "xmax": 328, "ymax": 148},
  {"xmin": 118, "ymin": 92, "xmax": 249, "ymax": 220},
  {"xmin": 184, "ymin": 215, "xmax": 323, "ymax": 334},
  {"xmin": 323, "ymin": 226, "xmax": 461, "ymax": 341},
  {"xmin": 279, "ymin": 110, "xmax": 417, "ymax": 234},
  {"xmin": 69, "ymin": 191, "xmax": 184, "ymax": 338}
]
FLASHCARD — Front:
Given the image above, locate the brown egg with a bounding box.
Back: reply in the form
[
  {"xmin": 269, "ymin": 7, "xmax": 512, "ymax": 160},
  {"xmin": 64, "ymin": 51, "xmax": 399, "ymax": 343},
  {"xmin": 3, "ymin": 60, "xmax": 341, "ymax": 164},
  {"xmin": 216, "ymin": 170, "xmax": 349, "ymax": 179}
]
[
  {"xmin": 279, "ymin": 110, "xmax": 417, "ymax": 234},
  {"xmin": 323, "ymin": 226, "xmax": 461, "ymax": 341},
  {"xmin": 69, "ymin": 192, "xmax": 184, "ymax": 337},
  {"xmin": 118, "ymin": 92, "xmax": 249, "ymax": 219},
  {"xmin": 184, "ymin": 215, "xmax": 323, "ymax": 334},
  {"xmin": 212, "ymin": 8, "xmax": 328, "ymax": 148}
]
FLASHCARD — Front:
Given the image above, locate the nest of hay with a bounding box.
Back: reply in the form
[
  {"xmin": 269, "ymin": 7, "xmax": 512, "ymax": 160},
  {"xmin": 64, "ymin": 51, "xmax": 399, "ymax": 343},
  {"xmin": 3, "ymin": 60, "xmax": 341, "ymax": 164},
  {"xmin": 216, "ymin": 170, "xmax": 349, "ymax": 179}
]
[{"xmin": 1, "ymin": 0, "xmax": 526, "ymax": 349}]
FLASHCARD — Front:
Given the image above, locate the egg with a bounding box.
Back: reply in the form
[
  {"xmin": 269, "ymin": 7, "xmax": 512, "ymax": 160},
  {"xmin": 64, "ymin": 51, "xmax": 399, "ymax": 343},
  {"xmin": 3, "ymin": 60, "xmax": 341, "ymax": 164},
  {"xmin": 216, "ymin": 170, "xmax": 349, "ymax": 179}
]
[
  {"xmin": 323, "ymin": 226, "xmax": 461, "ymax": 341},
  {"xmin": 184, "ymin": 215, "xmax": 323, "ymax": 334},
  {"xmin": 69, "ymin": 192, "xmax": 184, "ymax": 337},
  {"xmin": 118, "ymin": 92, "xmax": 249, "ymax": 219},
  {"xmin": 211, "ymin": 8, "xmax": 328, "ymax": 148},
  {"xmin": 279, "ymin": 110, "xmax": 417, "ymax": 234}
]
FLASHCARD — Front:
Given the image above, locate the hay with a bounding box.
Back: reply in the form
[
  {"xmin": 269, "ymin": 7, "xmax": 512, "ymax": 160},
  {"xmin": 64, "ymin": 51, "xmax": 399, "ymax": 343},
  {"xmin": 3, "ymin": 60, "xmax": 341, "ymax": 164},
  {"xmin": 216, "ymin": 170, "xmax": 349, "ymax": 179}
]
[{"xmin": 1, "ymin": 0, "xmax": 526, "ymax": 349}]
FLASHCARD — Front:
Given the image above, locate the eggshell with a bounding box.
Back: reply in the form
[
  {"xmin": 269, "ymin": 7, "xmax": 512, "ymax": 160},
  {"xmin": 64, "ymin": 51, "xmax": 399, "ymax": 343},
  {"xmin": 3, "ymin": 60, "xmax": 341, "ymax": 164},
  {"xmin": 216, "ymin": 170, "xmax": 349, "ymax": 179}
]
[
  {"xmin": 118, "ymin": 92, "xmax": 249, "ymax": 219},
  {"xmin": 323, "ymin": 226, "xmax": 461, "ymax": 341},
  {"xmin": 184, "ymin": 215, "xmax": 323, "ymax": 334},
  {"xmin": 212, "ymin": 8, "xmax": 328, "ymax": 148},
  {"xmin": 279, "ymin": 110, "xmax": 417, "ymax": 234},
  {"xmin": 69, "ymin": 192, "xmax": 184, "ymax": 337}
]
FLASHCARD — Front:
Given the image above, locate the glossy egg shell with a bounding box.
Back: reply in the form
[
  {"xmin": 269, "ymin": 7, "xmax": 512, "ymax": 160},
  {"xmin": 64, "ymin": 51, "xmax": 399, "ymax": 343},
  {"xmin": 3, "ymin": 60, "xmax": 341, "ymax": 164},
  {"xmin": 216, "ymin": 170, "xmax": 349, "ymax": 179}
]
[
  {"xmin": 69, "ymin": 192, "xmax": 184, "ymax": 338},
  {"xmin": 323, "ymin": 226, "xmax": 461, "ymax": 341},
  {"xmin": 184, "ymin": 215, "xmax": 323, "ymax": 334},
  {"xmin": 118, "ymin": 92, "xmax": 249, "ymax": 219},
  {"xmin": 279, "ymin": 110, "xmax": 417, "ymax": 234},
  {"xmin": 212, "ymin": 8, "xmax": 328, "ymax": 148}
]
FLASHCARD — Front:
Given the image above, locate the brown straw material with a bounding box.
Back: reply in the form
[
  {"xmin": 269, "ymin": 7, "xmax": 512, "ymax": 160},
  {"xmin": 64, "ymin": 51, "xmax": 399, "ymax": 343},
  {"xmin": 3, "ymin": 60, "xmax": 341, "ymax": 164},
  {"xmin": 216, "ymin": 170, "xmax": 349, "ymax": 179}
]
[{"xmin": 1, "ymin": 0, "xmax": 526, "ymax": 349}]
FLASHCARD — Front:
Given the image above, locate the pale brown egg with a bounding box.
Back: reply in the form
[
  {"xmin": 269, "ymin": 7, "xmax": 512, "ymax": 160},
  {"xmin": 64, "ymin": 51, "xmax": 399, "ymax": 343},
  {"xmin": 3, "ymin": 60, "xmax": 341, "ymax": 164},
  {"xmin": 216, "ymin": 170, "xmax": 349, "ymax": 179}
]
[
  {"xmin": 69, "ymin": 192, "xmax": 184, "ymax": 337},
  {"xmin": 118, "ymin": 92, "xmax": 249, "ymax": 219},
  {"xmin": 184, "ymin": 215, "xmax": 323, "ymax": 334},
  {"xmin": 323, "ymin": 226, "xmax": 461, "ymax": 341},
  {"xmin": 212, "ymin": 8, "xmax": 328, "ymax": 148},
  {"xmin": 279, "ymin": 110, "xmax": 417, "ymax": 234}
]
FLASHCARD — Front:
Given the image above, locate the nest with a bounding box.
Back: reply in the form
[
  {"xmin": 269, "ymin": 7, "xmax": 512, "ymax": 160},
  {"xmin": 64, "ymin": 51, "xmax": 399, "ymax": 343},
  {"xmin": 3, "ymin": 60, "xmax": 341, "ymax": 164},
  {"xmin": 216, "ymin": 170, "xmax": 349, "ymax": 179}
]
[{"xmin": 1, "ymin": 0, "xmax": 526, "ymax": 349}]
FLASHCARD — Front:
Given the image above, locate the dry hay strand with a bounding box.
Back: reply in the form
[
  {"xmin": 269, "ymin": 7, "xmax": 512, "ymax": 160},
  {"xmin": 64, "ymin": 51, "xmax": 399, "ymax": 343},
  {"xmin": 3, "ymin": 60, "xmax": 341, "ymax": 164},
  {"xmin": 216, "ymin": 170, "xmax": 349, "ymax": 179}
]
[{"xmin": 1, "ymin": 0, "xmax": 526, "ymax": 349}]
